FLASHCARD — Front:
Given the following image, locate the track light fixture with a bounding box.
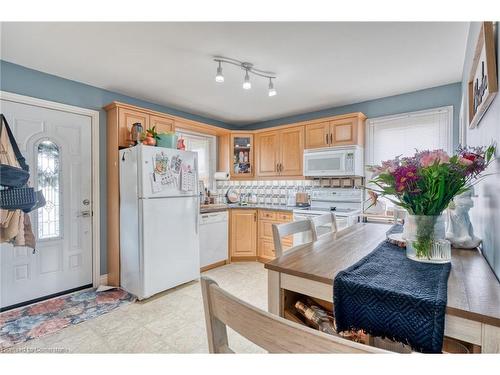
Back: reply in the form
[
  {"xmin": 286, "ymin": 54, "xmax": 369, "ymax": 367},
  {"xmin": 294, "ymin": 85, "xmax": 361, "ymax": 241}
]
[
  {"xmin": 243, "ymin": 69, "xmax": 251, "ymax": 90},
  {"xmin": 213, "ymin": 56, "xmax": 277, "ymax": 96},
  {"xmin": 268, "ymin": 78, "xmax": 277, "ymax": 97},
  {"xmin": 215, "ymin": 61, "xmax": 224, "ymax": 83}
]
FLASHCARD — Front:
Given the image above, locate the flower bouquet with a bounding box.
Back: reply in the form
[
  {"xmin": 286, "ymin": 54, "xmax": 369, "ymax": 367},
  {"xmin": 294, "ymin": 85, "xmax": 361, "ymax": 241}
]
[{"xmin": 369, "ymin": 145, "xmax": 496, "ymax": 262}]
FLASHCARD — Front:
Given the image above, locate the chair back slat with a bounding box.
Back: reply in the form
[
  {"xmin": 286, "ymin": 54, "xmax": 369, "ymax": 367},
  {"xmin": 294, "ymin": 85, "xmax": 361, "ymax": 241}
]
[
  {"xmin": 200, "ymin": 276, "xmax": 386, "ymax": 354},
  {"xmin": 272, "ymin": 220, "xmax": 316, "ymax": 257},
  {"xmin": 311, "ymin": 212, "xmax": 338, "ymax": 240}
]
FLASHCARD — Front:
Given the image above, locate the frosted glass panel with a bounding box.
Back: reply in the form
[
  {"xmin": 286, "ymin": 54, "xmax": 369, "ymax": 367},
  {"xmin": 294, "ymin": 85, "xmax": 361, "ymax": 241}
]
[{"xmin": 36, "ymin": 140, "xmax": 61, "ymax": 239}]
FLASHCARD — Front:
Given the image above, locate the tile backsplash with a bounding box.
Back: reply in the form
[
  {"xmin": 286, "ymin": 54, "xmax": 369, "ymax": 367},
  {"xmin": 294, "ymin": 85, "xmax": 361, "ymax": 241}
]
[{"xmin": 215, "ymin": 180, "xmax": 315, "ymax": 205}]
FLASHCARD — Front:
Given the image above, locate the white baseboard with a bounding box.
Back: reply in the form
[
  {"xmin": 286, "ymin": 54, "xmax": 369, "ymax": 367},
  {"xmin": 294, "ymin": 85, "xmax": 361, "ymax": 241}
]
[{"xmin": 99, "ymin": 274, "xmax": 108, "ymax": 286}]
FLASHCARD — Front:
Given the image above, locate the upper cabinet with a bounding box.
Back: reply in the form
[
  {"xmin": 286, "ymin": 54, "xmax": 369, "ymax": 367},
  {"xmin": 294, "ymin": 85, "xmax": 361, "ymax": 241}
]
[
  {"xmin": 255, "ymin": 130, "xmax": 280, "ymax": 177},
  {"xmin": 150, "ymin": 114, "xmax": 174, "ymax": 134},
  {"xmin": 305, "ymin": 114, "xmax": 366, "ymax": 149},
  {"xmin": 107, "ymin": 103, "xmax": 176, "ymax": 148},
  {"xmin": 118, "ymin": 108, "xmax": 150, "ymax": 148},
  {"xmin": 280, "ymin": 126, "xmax": 304, "ymax": 176},
  {"xmin": 304, "ymin": 121, "xmax": 330, "ymax": 149},
  {"xmin": 256, "ymin": 125, "xmax": 304, "ymax": 178},
  {"xmin": 230, "ymin": 133, "xmax": 254, "ymax": 179}
]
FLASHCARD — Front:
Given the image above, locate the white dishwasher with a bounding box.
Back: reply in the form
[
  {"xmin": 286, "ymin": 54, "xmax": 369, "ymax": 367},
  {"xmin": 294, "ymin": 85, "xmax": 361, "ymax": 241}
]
[{"xmin": 199, "ymin": 210, "xmax": 229, "ymax": 269}]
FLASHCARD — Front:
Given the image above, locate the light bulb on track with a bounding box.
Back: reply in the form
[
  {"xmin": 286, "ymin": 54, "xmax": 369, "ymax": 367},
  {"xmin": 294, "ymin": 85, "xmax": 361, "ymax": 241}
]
[
  {"xmin": 242, "ymin": 69, "xmax": 251, "ymax": 90},
  {"xmin": 268, "ymin": 78, "xmax": 277, "ymax": 96},
  {"xmin": 215, "ymin": 61, "xmax": 224, "ymax": 83}
]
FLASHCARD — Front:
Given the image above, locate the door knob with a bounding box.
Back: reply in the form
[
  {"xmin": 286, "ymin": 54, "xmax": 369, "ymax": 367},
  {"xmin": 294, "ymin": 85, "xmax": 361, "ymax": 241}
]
[{"xmin": 82, "ymin": 199, "xmax": 90, "ymax": 206}]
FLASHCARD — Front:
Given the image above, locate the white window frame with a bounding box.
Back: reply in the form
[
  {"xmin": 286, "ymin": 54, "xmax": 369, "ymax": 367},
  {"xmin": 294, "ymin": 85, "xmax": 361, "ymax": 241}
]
[
  {"xmin": 365, "ymin": 106, "xmax": 454, "ymax": 169},
  {"xmin": 175, "ymin": 129, "xmax": 217, "ymax": 189}
]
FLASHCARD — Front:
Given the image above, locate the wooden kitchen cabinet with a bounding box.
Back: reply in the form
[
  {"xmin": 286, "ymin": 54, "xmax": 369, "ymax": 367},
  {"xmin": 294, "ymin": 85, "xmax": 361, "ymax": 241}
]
[
  {"xmin": 150, "ymin": 114, "xmax": 174, "ymax": 134},
  {"xmin": 230, "ymin": 209, "xmax": 257, "ymax": 260},
  {"xmin": 257, "ymin": 210, "xmax": 293, "ymax": 262},
  {"xmin": 304, "ymin": 121, "xmax": 330, "ymax": 149},
  {"xmin": 331, "ymin": 117, "xmax": 359, "ymax": 146},
  {"xmin": 255, "ymin": 125, "xmax": 304, "ymax": 178},
  {"xmin": 230, "ymin": 133, "xmax": 254, "ymax": 179},
  {"xmin": 255, "ymin": 130, "xmax": 280, "ymax": 177},
  {"xmin": 280, "ymin": 126, "xmax": 304, "ymax": 176},
  {"xmin": 304, "ymin": 114, "xmax": 366, "ymax": 149},
  {"xmin": 118, "ymin": 107, "xmax": 150, "ymax": 148}
]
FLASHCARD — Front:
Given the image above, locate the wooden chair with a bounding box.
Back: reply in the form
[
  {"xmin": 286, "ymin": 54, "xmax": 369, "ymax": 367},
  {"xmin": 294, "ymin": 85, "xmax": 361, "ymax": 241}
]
[
  {"xmin": 272, "ymin": 220, "xmax": 317, "ymax": 257},
  {"xmin": 200, "ymin": 276, "xmax": 386, "ymax": 354},
  {"xmin": 310, "ymin": 212, "xmax": 338, "ymax": 240}
]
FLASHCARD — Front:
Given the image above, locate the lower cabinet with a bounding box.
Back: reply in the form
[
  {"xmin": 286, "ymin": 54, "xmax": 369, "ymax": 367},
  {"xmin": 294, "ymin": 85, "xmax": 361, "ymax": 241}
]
[
  {"xmin": 229, "ymin": 208, "xmax": 293, "ymax": 262},
  {"xmin": 229, "ymin": 209, "xmax": 293, "ymax": 262},
  {"xmin": 230, "ymin": 209, "xmax": 257, "ymax": 260},
  {"xmin": 257, "ymin": 210, "xmax": 293, "ymax": 262}
]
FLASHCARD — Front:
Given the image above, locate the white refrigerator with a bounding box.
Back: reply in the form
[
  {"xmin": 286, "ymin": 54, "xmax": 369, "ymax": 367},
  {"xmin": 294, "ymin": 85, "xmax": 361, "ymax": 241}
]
[{"xmin": 119, "ymin": 145, "xmax": 200, "ymax": 300}]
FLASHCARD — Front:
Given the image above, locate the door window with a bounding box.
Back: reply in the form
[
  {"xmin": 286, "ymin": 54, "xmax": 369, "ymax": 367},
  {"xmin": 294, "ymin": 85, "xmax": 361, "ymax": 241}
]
[{"xmin": 36, "ymin": 140, "xmax": 61, "ymax": 239}]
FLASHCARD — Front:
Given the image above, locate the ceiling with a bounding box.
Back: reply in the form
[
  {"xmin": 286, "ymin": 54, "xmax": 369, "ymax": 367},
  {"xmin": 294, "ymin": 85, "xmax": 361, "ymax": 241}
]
[{"xmin": 1, "ymin": 22, "xmax": 469, "ymax": 126}]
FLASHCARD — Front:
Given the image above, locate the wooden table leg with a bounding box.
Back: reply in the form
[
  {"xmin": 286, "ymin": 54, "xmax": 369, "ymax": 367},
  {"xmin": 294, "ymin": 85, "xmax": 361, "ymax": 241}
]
[
  {"xmin": 482, "ymin": 324, "xmax": 500, "ymax": 353},
  {"xmin": 268, "ymin": 270, "xmax": 281, "ymax": 315}
]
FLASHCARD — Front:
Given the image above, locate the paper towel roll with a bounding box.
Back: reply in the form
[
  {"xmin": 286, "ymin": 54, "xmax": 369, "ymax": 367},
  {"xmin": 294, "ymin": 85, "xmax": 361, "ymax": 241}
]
[{"xmin": 214, "ymin": 171, "xmax": 230, "ymax": 181}]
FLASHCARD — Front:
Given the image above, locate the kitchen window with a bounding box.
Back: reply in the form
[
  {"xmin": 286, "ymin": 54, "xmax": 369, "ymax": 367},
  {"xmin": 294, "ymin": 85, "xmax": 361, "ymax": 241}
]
[
  {"xmin": 176, "ymin": 130, "xmax": 216, "ymax": 189},
  {"xmin": 366, "ymin": 106, "xmax": 453, "ymax": 168},
  {"xmin": 365, "ymin": 106, "xmax": 453, "ymax": 208}
]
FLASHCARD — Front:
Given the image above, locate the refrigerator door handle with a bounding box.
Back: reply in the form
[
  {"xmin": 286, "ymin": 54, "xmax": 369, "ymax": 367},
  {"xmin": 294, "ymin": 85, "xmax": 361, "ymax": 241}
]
[{"xmin": 195, "ymin": 198, "xmax": 199, "ymax": 235}]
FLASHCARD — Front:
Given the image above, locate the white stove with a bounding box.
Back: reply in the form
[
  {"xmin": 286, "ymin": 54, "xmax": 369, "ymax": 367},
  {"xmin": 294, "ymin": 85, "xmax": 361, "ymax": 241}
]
[
  {"xmin": 292, "ymin": 188, "xmax": 362, "ymax": 243},
  {"xmin": 292, "ymin": 188, "xmax": 362, "ymax": 217}
]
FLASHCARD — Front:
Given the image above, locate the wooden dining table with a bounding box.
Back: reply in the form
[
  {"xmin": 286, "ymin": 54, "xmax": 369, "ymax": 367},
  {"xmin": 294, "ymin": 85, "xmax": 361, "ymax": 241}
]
[{"xmin": 264, "ymin": 222, "xmax": 500, "ymax": 353}]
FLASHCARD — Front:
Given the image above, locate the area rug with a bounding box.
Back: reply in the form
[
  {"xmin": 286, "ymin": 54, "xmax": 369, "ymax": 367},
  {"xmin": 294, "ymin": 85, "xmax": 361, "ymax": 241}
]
[{"xmin": 0, "ymin": 288, "xmax": 135, "ymax": 350}]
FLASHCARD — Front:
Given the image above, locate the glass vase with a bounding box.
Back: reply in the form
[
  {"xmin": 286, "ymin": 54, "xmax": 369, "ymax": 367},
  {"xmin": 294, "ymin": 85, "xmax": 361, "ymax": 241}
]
[{"xmin": 404, "ymin": 214, "xmax": 451, "ymax": 263}]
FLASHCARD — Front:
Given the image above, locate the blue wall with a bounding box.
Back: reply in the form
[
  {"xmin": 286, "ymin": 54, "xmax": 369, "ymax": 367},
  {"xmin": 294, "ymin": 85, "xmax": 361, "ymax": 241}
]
[
  {"xmin": 0, "ymin": 60, "xmax": 463, "ymax": 275},
  {"xmin": 0, "ymin": 60, "xmax": 231, "ymax": 275},
  {"xmin": 246, "ymin": 83, "xmax": 462, "ymax": 148},
  {"xmin": 460, "ymin": 22, "xmax": 500, "ymax": 280}
]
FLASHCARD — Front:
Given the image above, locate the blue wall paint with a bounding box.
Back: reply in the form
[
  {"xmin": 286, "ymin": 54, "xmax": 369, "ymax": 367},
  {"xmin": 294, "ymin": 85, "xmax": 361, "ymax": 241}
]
[
  {"xmin": 0, "ymin": 60, "xmax": 463, "ymax": 275},
  {"xmin": 246, "ymin": 83, "xmax": 462, "ymax": 148},
  {"xmin": 0, "ymin": 60, "xmax": 232, "ymax": 275},
  {"xmin": 460, "ymin": 22, "xmax": 500, "ymax": 280}
]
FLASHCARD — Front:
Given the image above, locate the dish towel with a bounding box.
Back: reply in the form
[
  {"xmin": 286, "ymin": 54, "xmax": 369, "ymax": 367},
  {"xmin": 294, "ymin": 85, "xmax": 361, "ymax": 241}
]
[{"xmin": 333, "ymin": 225, "xmax": 451, "ymax": 353}]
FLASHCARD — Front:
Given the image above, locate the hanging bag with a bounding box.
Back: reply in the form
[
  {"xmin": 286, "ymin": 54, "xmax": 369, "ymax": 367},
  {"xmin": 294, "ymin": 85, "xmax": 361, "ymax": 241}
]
[
  {"xmin": 0, "ymin": 113, "xmax": 45, "ymax": 213},
  {"xmin": 0, "ymin": 114, "xmax": 30, "ymax": 188}
]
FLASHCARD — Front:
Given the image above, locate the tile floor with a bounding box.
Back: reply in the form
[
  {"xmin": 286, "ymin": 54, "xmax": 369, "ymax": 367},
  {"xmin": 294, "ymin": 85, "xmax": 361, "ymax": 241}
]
[{"xmin": 6, "ymin": 262, "xmax": 267, "ymax": 353}]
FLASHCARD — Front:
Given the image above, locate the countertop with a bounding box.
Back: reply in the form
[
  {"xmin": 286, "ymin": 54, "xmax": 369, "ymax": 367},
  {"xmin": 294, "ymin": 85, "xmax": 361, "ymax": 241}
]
[
  {"xmin": 265, "ymin": 222, "xmax": 500, "ymax": 328},
  {"xmin": 199, "ymin": 203, "xmax": 296, "ymax": 214}
]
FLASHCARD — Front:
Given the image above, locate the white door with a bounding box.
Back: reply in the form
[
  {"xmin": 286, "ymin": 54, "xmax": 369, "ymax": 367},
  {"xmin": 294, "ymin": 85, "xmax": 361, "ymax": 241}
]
[{"xmin": 1, "ymin": 100, "xmax": 93, "ymax": 309}]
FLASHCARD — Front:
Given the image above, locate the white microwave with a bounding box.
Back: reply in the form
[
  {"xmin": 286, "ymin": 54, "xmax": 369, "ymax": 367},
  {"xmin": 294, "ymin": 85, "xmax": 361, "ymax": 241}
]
[{"xmin": 303, "ymin": 145, "xmax": 364, "ymax": 177}]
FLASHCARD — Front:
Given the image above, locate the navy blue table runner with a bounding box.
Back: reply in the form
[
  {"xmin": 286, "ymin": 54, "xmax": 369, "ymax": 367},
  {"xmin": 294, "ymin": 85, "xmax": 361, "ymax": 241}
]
[{"xmin": 333, "ymin": 225, "xmax": 451, "ymax": 353}]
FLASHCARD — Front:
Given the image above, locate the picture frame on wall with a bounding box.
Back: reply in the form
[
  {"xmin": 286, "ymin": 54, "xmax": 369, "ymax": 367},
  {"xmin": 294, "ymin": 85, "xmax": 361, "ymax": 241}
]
[{"xmin": 468, "ymin": 21, "xmax": 498, "ymax": 128}]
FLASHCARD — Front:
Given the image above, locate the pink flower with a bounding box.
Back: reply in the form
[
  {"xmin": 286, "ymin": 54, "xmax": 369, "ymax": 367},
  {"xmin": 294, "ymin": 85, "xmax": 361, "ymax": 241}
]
[
  {"xmin": 458, "ymin": 156, "xmax": 474, "ymax": 166},
  {"xmin": 420, "ymin": 150, "xmax": 450, "ymax": 167}
]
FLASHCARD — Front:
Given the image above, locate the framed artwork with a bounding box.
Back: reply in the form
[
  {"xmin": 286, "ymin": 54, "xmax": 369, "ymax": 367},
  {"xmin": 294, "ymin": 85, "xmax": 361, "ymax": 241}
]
[{"xmin": 468, "ymin": 22, "xmax": 498, "ymax": 128}]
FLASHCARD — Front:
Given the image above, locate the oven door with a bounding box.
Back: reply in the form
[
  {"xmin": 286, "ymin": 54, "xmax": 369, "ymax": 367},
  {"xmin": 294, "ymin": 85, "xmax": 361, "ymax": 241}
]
[{"xmin": 303, "ymin": 149, "xmax": 347, "ymax": 177}]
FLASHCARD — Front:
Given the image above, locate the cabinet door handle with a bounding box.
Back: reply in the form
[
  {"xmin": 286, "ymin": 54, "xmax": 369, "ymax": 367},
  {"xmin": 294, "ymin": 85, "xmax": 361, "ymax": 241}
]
[
  {"xmin": 254, "ymin": 212, "xmax": 257, "ymax": 222},
  {"xmin": 325, "ymin": 134, "xmax": 329, "ymax": 145},
  {"xmin": 330, "ymin": 133, "xmax": 333, "ymax": 144}
]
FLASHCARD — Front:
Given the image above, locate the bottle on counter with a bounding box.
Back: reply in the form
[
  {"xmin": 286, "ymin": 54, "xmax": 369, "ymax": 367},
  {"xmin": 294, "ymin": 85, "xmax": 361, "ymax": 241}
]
[{"xmin": 294, "ymin": 300, "xmax": 337, "ymax": 336}]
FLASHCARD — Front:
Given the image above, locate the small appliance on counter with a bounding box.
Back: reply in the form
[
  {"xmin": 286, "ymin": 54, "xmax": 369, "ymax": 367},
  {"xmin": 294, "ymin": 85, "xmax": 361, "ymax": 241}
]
[{"xmin": 295, "ymin": 192, "xmax": 311, "ymax": 207}]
